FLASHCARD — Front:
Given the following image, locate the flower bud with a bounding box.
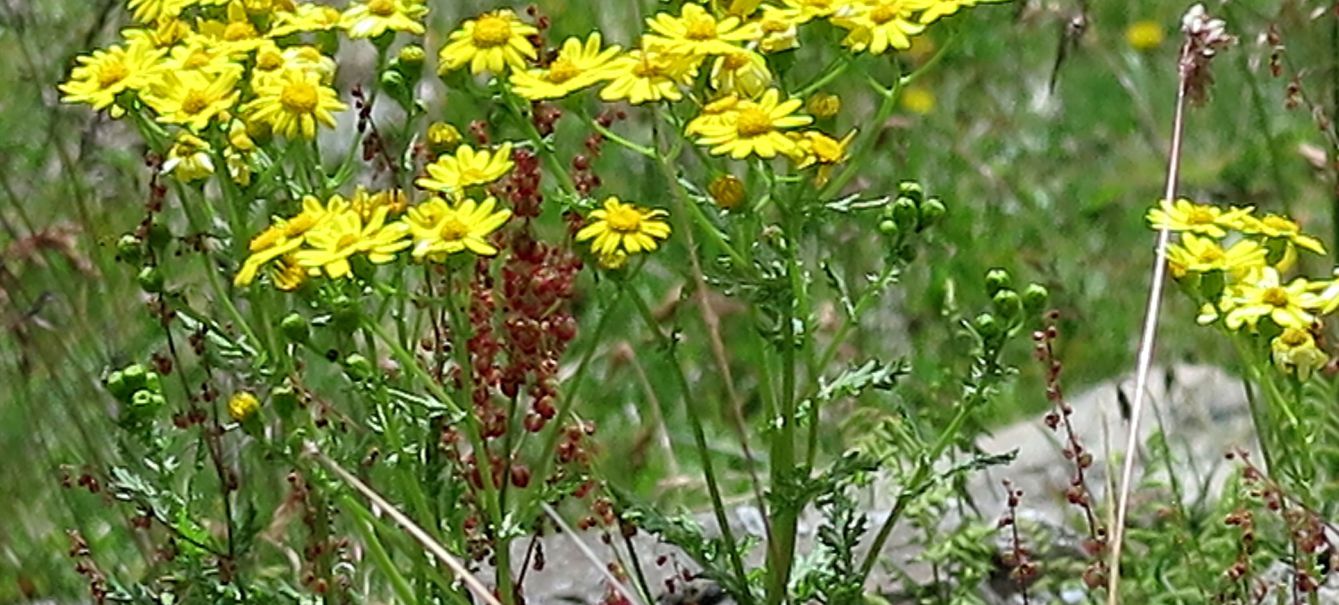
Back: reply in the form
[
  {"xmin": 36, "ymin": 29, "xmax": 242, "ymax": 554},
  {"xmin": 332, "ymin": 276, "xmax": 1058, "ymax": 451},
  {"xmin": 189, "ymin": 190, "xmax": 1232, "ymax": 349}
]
[
  {"xmin": 806, "ymin": 92, "xmax": 842, "ymax": 118},
  {"xmin": 427, "ymin": 122, "xmax": 462, "ymax": 154},
  {"xmin": 1022, "ymin": 284, "xmax": 1049, "ymax": 314},
  {"xmin": 708, "ymin": 174, "xmax": 746, "ymax": 210},
  {"xmin": 878, "ymin": 219, "xmax": 899, "ymax": 236},
  {"xmin": 280, "ymin": 312, "xmax": 310, "ymax": 343},
  {"xmin": 343, "ymin": 353, "xmax": 375, "ymax": 381},
  {"xmin": 992, "ymin": 289, "xmax": 1023, "ymax": 321},
  {"xmin": 137, "ymin": 266, "xmax": 164, "ymax": 293},
  {"xmin": 105, "ymin": 370, "xmax": 131, "ymax": 401},
  {"xmin": 120, "ymin": 364, "xmax": 149, "ymax": 394},
  {"xmin": 974, "ymin": 312, "xmax": 1000, "ymax": 340},
  {"xmin": 116, "ymin": 234, "xmax": 144, "ymax": 264},
  {"xmin": 396, "ymin": 45, "xmax": 426, "ymax": 79},
  {"xmin": 228, "ymin": 392, "xmax": 260, "ymax": 423},
  {"xmin": 891, "ymin": 196, "xmax": 919, "ymax": 231},
  {"xmin": 146, "ymin": 221, "xmax": 172, "ymax": 250},
  {"xmin": 897, "ymin": 180, "xmax": 924, "ymax": 204},
  {"xmin": 985, "ymin": 268, "xmax": 1012, "ymax": 297},
  {"xmin": 918, "ymin": 196, "xmax": 945, "ymax": 230}
]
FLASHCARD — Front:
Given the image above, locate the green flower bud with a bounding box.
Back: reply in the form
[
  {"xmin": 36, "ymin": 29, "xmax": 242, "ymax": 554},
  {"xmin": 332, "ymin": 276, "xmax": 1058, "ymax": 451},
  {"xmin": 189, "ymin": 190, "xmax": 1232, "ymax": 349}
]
[
  {"xmin": 878, "ymin": 219, "xmax": 899, "ymax": 236},
  {"xmin": 144, "ymin": 371, "xmax": 162, "ymax": 394},
  {"xmin": 331, "ymin": 295, "xmax": 359, "ymax": 331},
  {"xmin": 396, "ymin": 45, "xmax": 426, "ymax": 80},
  {"xmin": 891, "ymin": 196, "xmax": 919, "ymax": 231},
  {"xmin": 1022, "ymin": 283, "xmax": 1049, "ymax": 313},
  {"xmin": 137, "ymin": 266, "xmax": 164, "ymax": 294},
  {"xmin": 280, "ymin": 313, "xmax": 310, "ymax": 343},
  {"xmin": 918, "ymin": 196, "xmax": 946, "ymax": 230},
  {"xmin": 120, "ymin": 364, "xmax": 148, "ymax": 393},
  {"xmin": 344, "ymin": 353, "xmax": 374, "ymax": 381},
  {"xmin": 130, "ymin": 389, "xmax": 157, "ymax": 410},
  {"xmin": 992, "ymin": 289, "xmax": 1023, "ymax": 320},
  {"xmin": 116, "ymin": 234, "xmax": 144, "ymax": 264},
  {"xmin": 146, "ymin": 221, "xmax": 172, "ymax": 250},
  {"xmin": 984, "ymin": 268, "xmax": 1012, "ymax": 297},
  {"xmin": 974, "ymin": 312, "xmax": 1000, "ymax": 339},
  {"xmin": 105, "ymin": 370, "xmax": 130, "ymax": 401},
  {"xmin": 897, "ymin": 180, "xmax": 924, "ymax": 204}
]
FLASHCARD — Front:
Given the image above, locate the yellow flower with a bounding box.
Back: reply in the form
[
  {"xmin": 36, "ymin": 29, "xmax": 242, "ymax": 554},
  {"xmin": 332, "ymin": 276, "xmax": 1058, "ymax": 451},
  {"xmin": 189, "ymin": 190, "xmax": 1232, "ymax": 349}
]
[
  {"xmin": 598, "ymin": 49, "xmax": 700, "ymax": 105},
  {"xmin": 417, "ymin": 143, "xmax": 514, "ymax": 197},
  {"xmin": 60, "ymin": 40, "xmax": 164, "ymax": 115},
  {"xmin": 833, "ymin": 0, "xmax": 927, "ymax": 54},
  {"xmin": 162, "ymin": 133, "xmax": 215, "ymax": 183},
  {"xmin": 919, "ymin": 0, "xmax": 1006, "ymax": 25},
  {"xmin": 643, "ymin": 3, "xmax": 762, "ymax": 57},
  {"xmin": 194, "ymin": 2, "xmax": 267, "ymax": 55},
  {"xmin": 1239, "ymin": 213, "xmax": 1327, "ymax": 255},
  {"xmin": 234, "ymin": 196, "xmax": 335, "ymax": 287},
  {"xmin": 127, "ymin": 0, "xmax": 190, "ymax": 23},
  {"xmin": 775, "ymin": 0, "xmax": 854, "ymax": 23},
  {"xmin": 790, "ymin": 130, "xmax": 855, "ymax": 168},
  {"xmin": 405, "ymin": 196, "xmax": 512, "ymax": 260},
  {"xmin": 709, "ymin": 50, "xmax": 772, "ymax": 98},
  {"xmin": 228, "ymin": 392, "xmax": 260, "ymax": 422},
  {"xmin": 686, "ymin": 95, "xmax": 741, "ymax": 136},
  {"xmin": 438, "ymin": 10, "xmax": 538, "ymax": 75},
  {"xmin": 708, "ymin": 174, "xmax": 747, "ymax": 210},
  {"xmin": 349, "ymin": 187, "xmax": 409, "ymax": 221},
  {"xmin": 755, "ymin": 9, "xmax": 801, "ymax": 53},
  {"xmin": 161, "ymin": 40, "xmax": 239, "ymax": 77},
  {"xmin": 271, "ymin": 254, "xmax": 309, "ymax": 291},
  {"xmin": 251, "ymin": 44, "xmax": 337, "ymax": 87},
  {"xmin": 122, "ymin": 19, "xmax": 193, "ymax": 49},
  {"xmin": 295, "ymin": 207, "xmax": 410, "ymax": 279},
  {"xmin": 1165, "ymin": 233, "xmax": 1266, "ymax": 279},
  {"xmin": 1146, "ymin": 199, "xmax": 1253, "ymax": 238},
  {"xmin": 243, "ymin": 67, "xmax": 346, "ymax": 139},
  {"xmin": 1223, "ymin": 268, "xmax": 1321, "ymax": 330},
  {"xmin": 575, "ymin": 197, "xmax": 672, "ymax": 258},
  {"xmin": 806, "ymin": 92, "xmax": 842, "ymax": 118},
  {"xmin": 510, "ymin": 33, "xmax": 621, "ymax": 101},
  {"xmin": 1271, "ymin": 328, "xmax": 1327, "ymax": 381},
  {"xmin": 900, "ymin": 84, "xmax": 936, "ymax": 114},
  {"xmin": 691, "ymin": 88, "xmax": 814, "ymax": 159},
  {"xmin": 270, "ymin": 4, "xmax": 343, "ymax": 36},
  {"xmin": 1125, "ymin": 20, "xmax": 1165, "ymax": 51},
  {"xmin": 341, "ymin": 0, "xmax": 428, "ymax": 39},
  {"xmin": 143, "ymin": 67, "xmax": 243, "ymax": 132}
]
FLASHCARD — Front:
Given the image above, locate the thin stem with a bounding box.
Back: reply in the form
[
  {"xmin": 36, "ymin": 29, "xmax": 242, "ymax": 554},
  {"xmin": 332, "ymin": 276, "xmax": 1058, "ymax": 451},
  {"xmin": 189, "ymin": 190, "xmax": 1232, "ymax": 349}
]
[{"xmin": 1106, "ymin": 38, "xmax": 1193, "ymax": 604}]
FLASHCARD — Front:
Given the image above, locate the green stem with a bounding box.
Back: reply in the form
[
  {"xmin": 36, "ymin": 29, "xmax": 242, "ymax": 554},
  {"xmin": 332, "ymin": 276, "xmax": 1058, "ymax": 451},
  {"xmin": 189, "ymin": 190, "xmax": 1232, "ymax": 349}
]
[{"xmin": 347, "ymin": 495, "xmax": 423, "ymax": 605}]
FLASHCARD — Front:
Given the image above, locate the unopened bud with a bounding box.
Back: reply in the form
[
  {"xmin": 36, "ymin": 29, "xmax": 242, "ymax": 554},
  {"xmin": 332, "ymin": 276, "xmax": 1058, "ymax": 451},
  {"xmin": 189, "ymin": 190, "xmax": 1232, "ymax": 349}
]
[
  {"xmin": 137, "ymin": 266, "xmax": 164, "ymax": 293},
  {"xmin": 891, "ymin": 197, "xmax": 919, "ymax": 231},
  {"xmin": 806, "ymin": 92, "xmax": 841, "ymax": 118},
  {"xmin": 228, "ymin": 392, "xmax": 260, "ymax": 423},
  {"xmin": 427, "ymin": 122, "xmax": 462, "ymax": 154},
  {"xmin": 280, "ymin": 313, "xmax": 310, "ymax": 343},
  {"xmin": 918, "ymin": 196, "xmax": 945, "ymax": 230},
  {"xmin": 985, "ymin": 268, "xmax": 1012, "ymax": 297},
  {"xmin": 1022, "ymin": 284, "xmax": 1049, "ymax": 313},
  {"xmin": 708, "ymin": 174, "xmax": 746, "ymax": 210}
]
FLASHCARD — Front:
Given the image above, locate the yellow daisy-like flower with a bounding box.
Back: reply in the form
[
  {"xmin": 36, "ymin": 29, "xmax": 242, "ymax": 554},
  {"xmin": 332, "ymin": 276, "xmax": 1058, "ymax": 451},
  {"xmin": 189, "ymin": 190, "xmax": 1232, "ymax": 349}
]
[
  {"xmin": 438, "ymin": 10, "xmax": 538, "ymax": 75},
  {"xmin": 755, "ymin": 8, "xmax": 802, "ymax": 53},
  {"xmin": 341, "ymin": 0, "xmax": 428, "ymax": 39},
  {"xmin": 405, "ymin": 196, "xmax": 512, "ymax": 260},
  {"xmin": 417, "ymin": 143, "xmax": 514, "ymax": 196},
  {"xmin": 1239, "ymin": 213, "xmax": 1327, "ymax": 255},
  {"xmin": 575, "ymin": 197, "xmax": 672, "ymax": 258},
  {"xmin": 709, "ymin": 50, "xmax": 772, "ymax": 98},
  {"xmin": 227, "ymin": 392, "xmax": 260, "ymax": 422},
  {"xmin": 127, "ymin": 0, "xmax": 190, "ymax": 23},
  {"xmin": 643, "ymin": 3, "xmax": 762, "ymax": 57},
  {"xmin": 1271, "ymin": 327, "xmax": 1328, "ymax": 381},
  {"xmin": 270, "ymin": 4, "xmax": 343, "ymax": 36},
  {"xmin": 1125, "ymin": 20, "xmax": 1165, "ymax": 51},
  {"xmin": 243, "ymin": 67, "xmax": 347, "ymax": 139},
  {"xmin": 161, "ymin": 40, "xmax": 239, "ymax": 77},
  {"xmin": 685, "ymin": 95, "xmax": 741, "ymax": 136},
  {"xmin": 270, "ymin": 254, "xmax": 309, "ymax": 291},
  {"xmin": 121, "ymin": 19, "xmax": 193, "ymax": 49},
  {"xmin": 598, "ymin": 49, "xmax": 700, "ymax": 105},
  {"xmin": 1223, "ymin": 268, "xmax": 1322, "ymax": 331},
  {"xmin": 162, "ymin": 133, "xmax": 215, "ymax": 183},
  {"xmin": 60, "ymin": 40, "xmax": 164, "ymax": 115},
  {"xmin": 234, "ymin": 196, "xmax": 338, "ymax": 286},
  {"xmin": 919, "ymin": 0, "xmax": 1007, "ymax": 25},
  {"xmin": 295, "ymin": 207, "xmax": 410, "ymax": 279},
  {"xmin": 789, "ymin": 130, "xmax": 856, "ymax": 169},
  {"xmin": 1165, "ymin": 233, "xmax": 1266, "ymax": 279},
  {"xmin": 143, "ymin": 67, "xmax": 243, "ymax": 132},
  {"xmin": 1146, "ymin": 199, "xmax": 1253, "ymax": 238},
  {"xmin": 691, "ymin": 88, "xmax": 814, "ymax": 159},
  {"xmin": 833, "ymin": 0, "xmax": 927, "ymax": 54},
  {"xmin": 509, "ymin": 33, "xmax": 621, "ymax": 101},
  {"xmin": 350, "ymin": 187, "xmax": 410, "ymax": 221},
  {"xmin": 252, "ymin": 44, "xmax": 337, "ymax": 87},
  {"xmin": 767, "ymin": 0, "xmax": 851, "ymax": 25},
  {"xmin": 194, "ymin": 2, "xmax": 268, "ymax": 55}
]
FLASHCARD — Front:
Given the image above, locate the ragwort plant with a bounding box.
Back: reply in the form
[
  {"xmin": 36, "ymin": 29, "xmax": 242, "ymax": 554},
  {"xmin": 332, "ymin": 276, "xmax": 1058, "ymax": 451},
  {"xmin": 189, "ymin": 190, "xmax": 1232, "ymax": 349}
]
[{"xmin": 58, "ymin": 0, "xmax": 1049, "ymax": 603}]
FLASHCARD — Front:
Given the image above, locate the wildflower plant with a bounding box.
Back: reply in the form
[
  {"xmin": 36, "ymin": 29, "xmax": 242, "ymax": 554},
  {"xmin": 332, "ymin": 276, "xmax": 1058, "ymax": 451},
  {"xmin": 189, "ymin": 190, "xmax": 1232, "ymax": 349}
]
[{"xmin": 59, "ymin": 1, "xmax": 1034, "ymax": 604}]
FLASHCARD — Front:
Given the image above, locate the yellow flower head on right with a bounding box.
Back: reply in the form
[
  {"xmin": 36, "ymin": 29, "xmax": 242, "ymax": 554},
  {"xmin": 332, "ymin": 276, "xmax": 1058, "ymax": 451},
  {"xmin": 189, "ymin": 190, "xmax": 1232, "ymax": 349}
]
[
  {"xmin": 295, "ymin": 206, "xmax": 409, "ymax": 279},
  {"xmin": 162, "ymin": 133, "xmax": 216, "ymax": 183},
  {"xmin": 575, "ymin": 197, "xmax": 671, "ymax": 260},
  {"xmin": 510, "ymin": 33, "xmax": 622, "ymax": 101},
  {"xmin": 1165, "ymin": 233, "xmax": 1266, "ymax": 279},
  {"xmin": 691, "ymin": 88, "xmax": 814, "ymax": 159},
  {"xmin": 1146, "ymin": 198, "xmax": 1253, "ymax": 238},
  {"xmin": 1271, "ymin": 327, "xmax": 1328, "ymax": 381},
  {"xmin": 128, "ymin": 0, "xmax": 191, "ymax": 24},
  {"xmin": 1239, "ymin": 213, "xmax": 1327, "ymax": 255},
  {"xmin": 1223, "ymin": 267, "xmax": 1322, "ymax": 331},
  {"xmin": 341, "ymin": 0, "xmax": 429, "ymax": 39},
  {"xmin": 417, "ymin": 143, "xmax": 515, "ymax": 197},
  {"xmin": 60, "ymin": 40, "xmax": 165, "ymax": 115},
  {"xmin": 599, "ymin": 48, "xmax": 700, "ymax": 105},
  {"xmin": 438, "ymin": 10, "xmax": 538, "ymax": 75},
  {"xmin": 832, "ymin": 0, "xmax": 927, "ymax": 55},
  {"xmin": 243, "ymin": 67, "xmax": 347, "ymax": 140},
  {"xmin": 270, "ymin": 4, "xmax": 343, "ymax": 37}
]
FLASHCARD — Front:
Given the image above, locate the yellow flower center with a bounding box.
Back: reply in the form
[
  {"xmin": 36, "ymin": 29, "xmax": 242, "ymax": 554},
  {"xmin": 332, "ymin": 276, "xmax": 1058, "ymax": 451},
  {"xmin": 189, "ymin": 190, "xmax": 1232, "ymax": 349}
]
[
  {"xmin": 1280, "ymin": 329, "xmax": 1310, "ymax": 348},
  {"xmin": 257, "ymin": 50, "xmax": 284, "ymax": 71},
  {"xmin": 1197, "ymin": 246, "xmax": 1225, "ymax": 263},
  {"xmin": 632, "ymin": 55, "xmax": 663, "ymax": 78},
  {"xmin": 548, "ymin": 57, "xmax": 580, "ymax": 83},
  {"xmin": 685, "ymin": 16, "xmax": 718, "ymax": 40},
  {"xmin": 98, "ymin": 60, "xmax": 130, "ymax": 88},
  {"xmin": 439, "ymin": 216, "xmax": 471, "ymax": 241},
  {"xmin": 869, "ymin": 5, "xmax": 898, "ymax": 24},
  {"xmin": 606, "ymin": 205, "xmax": 644, "ymax": 233},
  {"xmin": 181, "ymin": 89, "xmax": 211, "ymax": 115},
  {"xmin": 224, "ymin": 21, "xmax": 256, "ymax": 41},
  {"xmin": 336, "ymin": 232, "xmax": 361, "ymax": 251},
  {"xmin": 280, "ymin": 80, "xmax": 319, "ymax": 114},
  {"xmin": 736, "ymin": 107, "xmax": 774, "ymax": 137},
  {"xmin": 471, "ymin": 15, "xmax": 514, "ymax": 48},
  {"xmin": 1262, "ymin": 287, "xmax": 1291, "ymax": 307},
  {"xmin": 1186, "ymin": 207, "xmax": 1216, "ymax": 224},
  {"xmin": 722, "ymin": 53, "xmax": 749, "ymax": 70},
  {"xmin": 367, "ymin": 0, "xmax": 396, "ymax": 16}
]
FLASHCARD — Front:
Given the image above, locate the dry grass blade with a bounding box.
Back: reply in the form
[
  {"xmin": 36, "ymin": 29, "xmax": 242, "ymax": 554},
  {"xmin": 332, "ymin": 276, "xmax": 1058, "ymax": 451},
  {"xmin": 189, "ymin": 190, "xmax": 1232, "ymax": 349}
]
[
  {"xmin": 306, "ymin": 442, "xmax": 503, "ymax": 605},
  {"xmin": 539, "ymin": 502, "xmax": 648, "ymax": 605}
]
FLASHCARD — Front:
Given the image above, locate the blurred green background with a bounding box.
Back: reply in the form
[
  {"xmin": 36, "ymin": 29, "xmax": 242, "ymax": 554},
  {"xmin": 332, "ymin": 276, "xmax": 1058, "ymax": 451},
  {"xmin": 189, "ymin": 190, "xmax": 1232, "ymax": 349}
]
[{"xmin": 3, "ymin": 0, "xmax": 1337, "ymax": 600}]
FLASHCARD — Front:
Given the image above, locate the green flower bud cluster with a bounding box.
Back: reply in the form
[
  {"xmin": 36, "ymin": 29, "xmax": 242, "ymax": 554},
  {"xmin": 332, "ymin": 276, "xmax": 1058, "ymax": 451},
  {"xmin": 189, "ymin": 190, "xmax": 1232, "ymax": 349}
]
[
  {"xmin": 973, "ymin": 268, "xmax": 1050, "ymax": 348},
  {"xmin": 878, "ymin": 180, "xmax": 946, "ymax": 263},
  {"xmin": 104, "ymin": 363, "xmax": 165, "ymax": 428}
]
